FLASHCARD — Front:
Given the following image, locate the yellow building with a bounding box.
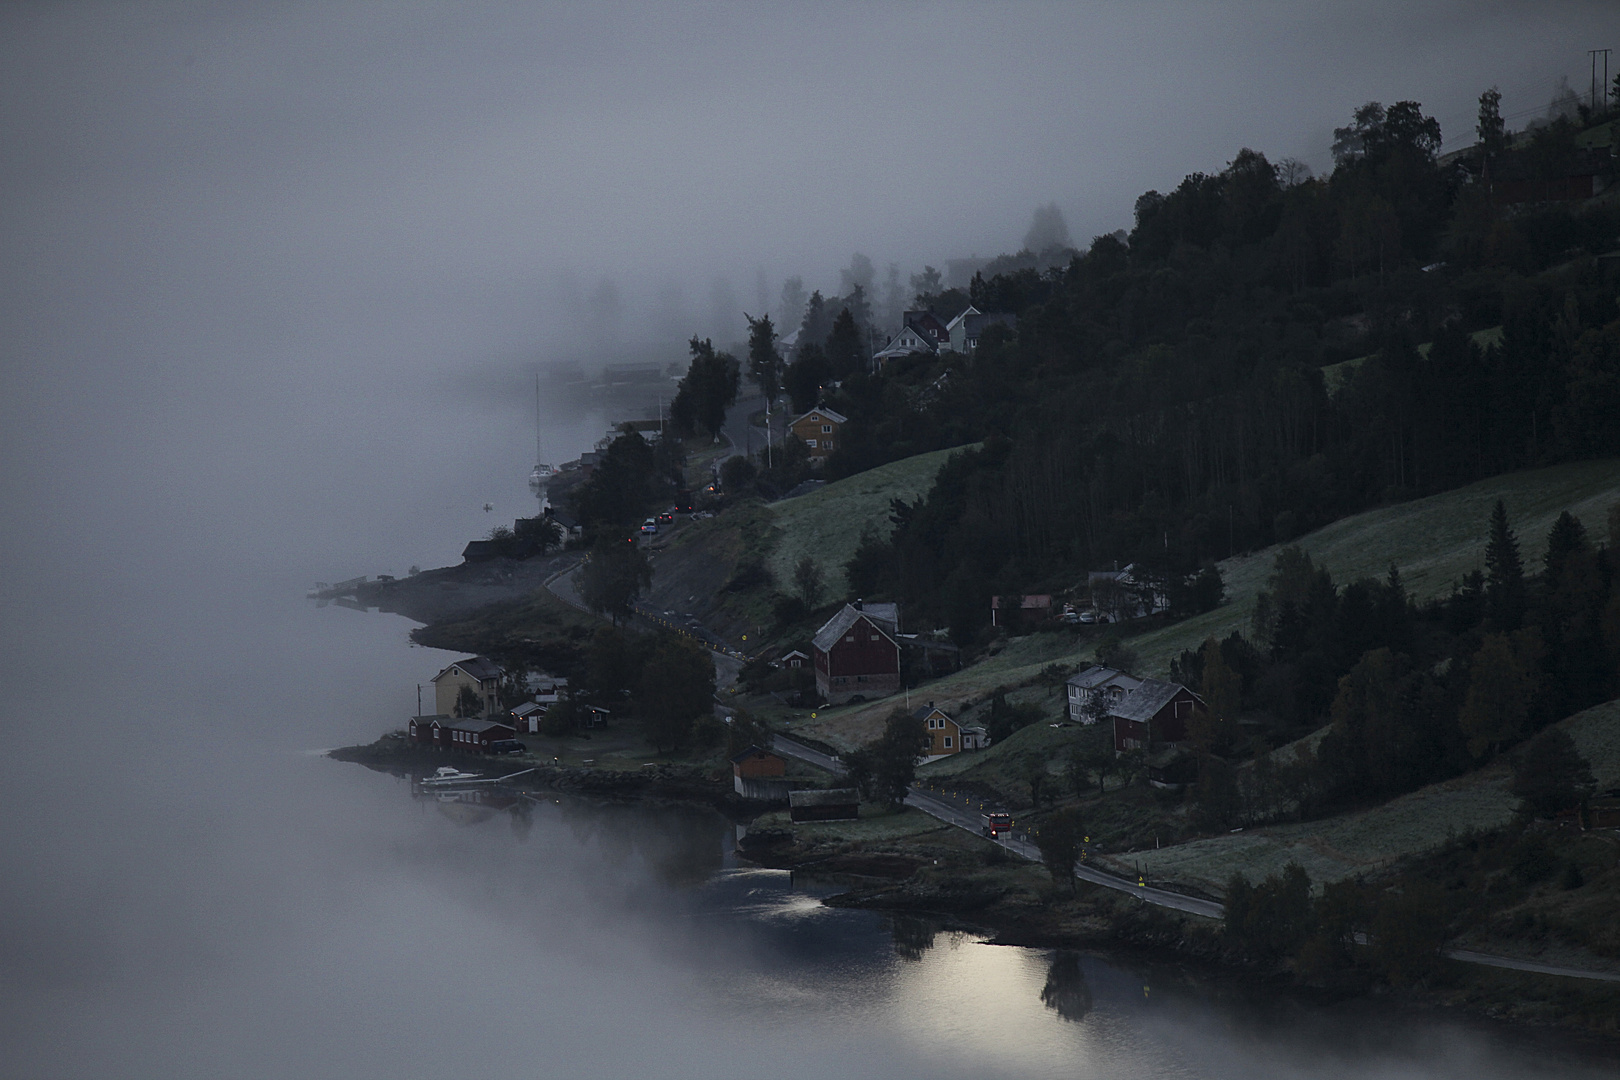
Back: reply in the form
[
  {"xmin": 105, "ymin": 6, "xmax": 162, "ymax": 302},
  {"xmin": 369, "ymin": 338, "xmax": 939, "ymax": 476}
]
[{"xmin": 431, "ymin": 656, "xmax": 503, "ymax": 717}]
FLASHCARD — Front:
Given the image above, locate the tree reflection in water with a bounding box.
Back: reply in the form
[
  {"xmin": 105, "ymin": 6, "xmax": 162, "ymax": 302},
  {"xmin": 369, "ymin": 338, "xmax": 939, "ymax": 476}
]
[
  {"xmin": 887, "ymin": 914, "xmax": 939, "ymax": 961},
  {"xmin": 1040, "ymin": 951, "xmax": 1093, "ymax": 1022}
]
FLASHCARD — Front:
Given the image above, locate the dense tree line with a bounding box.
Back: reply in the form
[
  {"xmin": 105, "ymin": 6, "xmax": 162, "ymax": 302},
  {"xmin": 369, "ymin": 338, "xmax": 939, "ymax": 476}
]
[
  {"xmin": 1174, "ymin": 503, "xmax": 1618, "ymax": 829},
  {"xmin": 785, "ymin": 98, "xmax": 1620, "ymax": 631}
]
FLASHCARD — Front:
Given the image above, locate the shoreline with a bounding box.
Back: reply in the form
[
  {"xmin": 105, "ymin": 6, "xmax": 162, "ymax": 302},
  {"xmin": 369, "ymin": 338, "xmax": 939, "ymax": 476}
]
[{"xmin": 331, "ymin": 737, "xmax": 1620, "ymax": 1041}]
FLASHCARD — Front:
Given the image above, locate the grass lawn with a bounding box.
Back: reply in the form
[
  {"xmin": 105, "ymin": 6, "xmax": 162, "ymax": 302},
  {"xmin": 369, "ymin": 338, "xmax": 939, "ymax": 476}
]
[
  {"xmin": 751, "ymin": 805, "xmax": 954, "ymax": 844},
  {"xmin": 1111, "ymin": 697, "xmax": 1620, "ymax": 897},
  {"xmin": 787, "ymin": 632, "xmax": 1086, "ymax": 750},
  {"xmin": 765, "ymin": 444, "xmax": 973, "ymax": 598},
  {"xmin": 1123, "ymin": 456, "xmax": 1620, "ymax": 678}
]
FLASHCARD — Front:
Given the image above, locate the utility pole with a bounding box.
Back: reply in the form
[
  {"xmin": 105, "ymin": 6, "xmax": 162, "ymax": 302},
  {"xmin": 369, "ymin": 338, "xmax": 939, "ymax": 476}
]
[{"xmin": 1591, "ymin": 49, "xmax": 1612, "ymax": 113}]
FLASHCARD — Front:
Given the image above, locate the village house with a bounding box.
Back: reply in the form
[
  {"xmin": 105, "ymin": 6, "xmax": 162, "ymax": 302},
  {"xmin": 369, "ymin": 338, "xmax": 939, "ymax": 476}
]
[
  {"xmin": 510, "ymin": 701, "xmax": 546, "ymax": 734},
  {"xmin": 780, "ymin": 648, "xmax": 810, "ymax": 670},
  {"xmin": 990, "ymin": 593, "xmax": 1052, "ymax": 628},
  {"xmin": 1107, "ymin": 678, "xmax": 1204, "ymax": 755},
  {"xmin": 913, "ymin": 703, "xmax": 991, "ymax": 757},
  {"xmin": 811, "ymin": 601, "xmax": 901, "ymax": 704},
  {"xmin": 445, "ymin": 717, "xmax": 517, "ymax": 751},
  {"xmin": 945, "ymin": 306, "xmax": 1017, "ymax": 353},
  {"xmin": 872, "ymin": 309, "xmax": 952, "ymax": 368},
  {"xmin": 431, "ymin": 656, "xmax": 503, "ymax": 717},
  {"xmin": 1066, "ymin": 665, "xmax": 1144, "ymax": 724},
  {"xmin": 732, "ymin": 745, "xmax": 797, "ymax": 800},
  {"xmin": 789, "ymin": 788, "xmax": 860, "ymax": 822},
  {"xmin": 787, "ymin": 407, "xmax": 848, "ymax": 461},
  {"xmin": 407, "ymin": 714, "xmax": 450, "ymax": 747}
]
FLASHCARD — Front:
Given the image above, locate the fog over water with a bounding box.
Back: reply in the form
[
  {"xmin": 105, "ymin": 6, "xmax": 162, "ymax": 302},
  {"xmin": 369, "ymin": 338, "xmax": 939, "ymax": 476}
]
[{"xmin": 3, "ymin": 3, "xmax": 1619, "ymax": 1077}]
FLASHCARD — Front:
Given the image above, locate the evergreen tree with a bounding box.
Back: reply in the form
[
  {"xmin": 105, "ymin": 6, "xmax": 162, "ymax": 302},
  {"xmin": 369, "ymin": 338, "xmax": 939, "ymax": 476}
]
[
  {"xmin": 582, "ymin": 536, "xmax": 653, "ymax": 626},
  {"xmin": 1034, "ymin": 807, "xmax": 1083, "ymax": 893},
  {"xmin": 797, "ymin": 290, "xmax": 833, "ymax": 350},
  {"xmin": 782, "ymin": 342, "xmax": 830, "ymax": 414},
  {"xmin": 1476, "ymin": 86, "xmax": 1506, "ymax": 156},
  {"xmin": 1484, "ymin": 500, "xmax": 1525, "ymax": 631},
  {"xmin": 744, "ymin": 312, "xmax": 781, "ymax": 404},
  {"xmin": 824, "ymin": 307, "xmax": 866, "ymax": 380},
  {"xmin": 1542, "ymin": 510, "xmax": 1588, "ymax": 586},
  {"xmin": 670, "ymin": 337, "xmax": 740, "ymax": 440},
  {"xmin": 1510, "ymin": 727, "xmax": 1596, "ymax": 817}
]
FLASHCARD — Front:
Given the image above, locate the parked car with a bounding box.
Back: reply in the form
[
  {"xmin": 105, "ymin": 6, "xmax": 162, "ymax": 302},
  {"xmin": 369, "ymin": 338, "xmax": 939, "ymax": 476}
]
[
  {"xmin": 488, "ymin": 739, "xmax": 527, "ymax": 755},
  {"xmin": 640, "ymin": 518, "xmax": 659, "ymax": 534}
]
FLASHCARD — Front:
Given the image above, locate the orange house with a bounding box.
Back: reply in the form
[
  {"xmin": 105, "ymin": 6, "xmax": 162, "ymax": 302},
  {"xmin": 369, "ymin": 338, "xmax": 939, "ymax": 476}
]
[{"xmin": 788, "ymin": 407, "xmax": 848, "ymax": 461}]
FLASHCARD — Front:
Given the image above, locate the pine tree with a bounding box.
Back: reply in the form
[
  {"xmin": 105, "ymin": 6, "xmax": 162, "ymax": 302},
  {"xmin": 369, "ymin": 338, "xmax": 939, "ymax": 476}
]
[
  {"xmin": 1542, "ymin": 510, "xmax": 1588, "ymax": 587},
  {"xmin": 744, "ymin": 312, "xmax": 781, "ymax": 404},
  {"xmin": 1484, "ymin": 500, "xmax": 1524, "ymax": 631}
]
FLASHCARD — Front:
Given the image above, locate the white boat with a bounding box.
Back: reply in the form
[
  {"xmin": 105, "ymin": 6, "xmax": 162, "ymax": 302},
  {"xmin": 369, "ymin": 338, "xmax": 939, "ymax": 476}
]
[
  {"xmin": 421, "ymin": 766, "xmax": 482, "ymax": 785},
  {"xmin": 528, "ymin": 462, "xmax": 555, "ymax": 493}
]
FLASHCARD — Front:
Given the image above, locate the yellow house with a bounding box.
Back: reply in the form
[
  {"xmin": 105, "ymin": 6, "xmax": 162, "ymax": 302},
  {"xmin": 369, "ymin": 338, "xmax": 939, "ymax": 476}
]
[
  {"xmin": 431, "ymin": 656, "xmax": 503, "ymax": 717},
  {"xmin": 788, "ymin": 407, "xmax": 848, "ymax": 461},
  {"xmin": 914, "ymin": 703, "xmax": 962, "ymax": 756}
]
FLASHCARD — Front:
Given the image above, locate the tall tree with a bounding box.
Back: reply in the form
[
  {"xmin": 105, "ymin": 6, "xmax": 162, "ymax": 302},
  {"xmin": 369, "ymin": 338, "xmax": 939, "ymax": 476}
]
[
  {"xmin": 1476, "ymin": 86, "xmax": 1506, "ymax": 156},
  {"xmin": 1035, "ymin": 807, "xmax": 1083, "ymax": 893},
  {"xmin": 797, "ymin": 290, "xmax": 834, "ymax": 350},
  {"xmin": 670, "ymin": 337, "xmax": 740, "ymax": 440},
  {"xmin": 582, "ymin": 536, "xmax": 652, "ymax": 626},
  {"xmin": 640, "ymin": 634, "xmax": 715, "ymax": 752},
  {"xmin": 776, "ymin": 276, "xmax": 808, "ymax": 340},
  {"xmin": 1484, "ymin": 499, "xmax": 1525, "ymax": 631},
  {"xmin": 824, "ymin": 307, "xmax": 866, "ymax": 380},
  {"xmin": 744, "ymin": 312, "xmax": 782, "ymax": 404},
  {"xmin": 1023, "ymin": 202, "xmax": 1073, "ymax": 253},
  {"xmin": 783, "ymin": 342, "xmax": 829, "ymax": 414},
  {"xmin": 1511, "ymin": 727, "xmax": 1596, "ymax": 817},
  {"xmin": 1458, "ymin": 630, "xmax": 1542, "ymax": 759}
]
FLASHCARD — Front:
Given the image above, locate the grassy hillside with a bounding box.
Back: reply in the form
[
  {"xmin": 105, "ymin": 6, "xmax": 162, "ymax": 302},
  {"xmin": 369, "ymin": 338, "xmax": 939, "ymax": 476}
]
[
  {"xmin": 765, "ymin": 444, "xmax": 973, "ymax": 598},
  {"xmin": 788, "ymin": 456, "xmax": 1620, "ymax": 749},
  {"xmin": 1125, "ymin": 456, "xmax": 1620, "ymax": 678},
  {"xmin": 1106, "ymin": 698, "xmax": 1620, "ymax": 898}
]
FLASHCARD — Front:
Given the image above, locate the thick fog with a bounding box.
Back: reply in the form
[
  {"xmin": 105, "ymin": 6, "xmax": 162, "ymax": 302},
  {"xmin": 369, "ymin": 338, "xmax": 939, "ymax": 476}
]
[{"xmin": 2, "ymin": 3, "xmax": 1618, "ymax": 1077}]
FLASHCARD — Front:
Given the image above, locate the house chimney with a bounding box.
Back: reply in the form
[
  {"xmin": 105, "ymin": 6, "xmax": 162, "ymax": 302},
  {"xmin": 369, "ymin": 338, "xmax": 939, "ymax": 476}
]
[{"xmin": 853, "ymin": 598, "xmax": 863, "ymax": 611}]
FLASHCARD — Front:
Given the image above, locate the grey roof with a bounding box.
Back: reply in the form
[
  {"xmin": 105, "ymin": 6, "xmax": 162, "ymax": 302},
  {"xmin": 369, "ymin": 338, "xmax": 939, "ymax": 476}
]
[
  {"xmin": 812, "ymin": 603, "xmax": 899, "ymax": 653},
  {"xmin": 1107, "ymin": 678, "xmax": 1197, "ymax": 723},
  {"xmin": 511, "ymin": 702, "xmax": 545, "ymax": 717},
  {"xmin": 1066, "ymin": 665, "xmax": 1142, "ymax": 692},
  {"xmin": 411, "ymin": 714, "xmax": 452, "ymax": 724},
  {"xmin": 911, "ymin": 704, "xmax": 951, "ymax": 722},
  {"xmin": 790, "ymin": 788, "xmax": 860, "ymax": 807},
  {"xmin": 446, "ymin": 718, "xmax": 514, "ymax": 734},
  {"xmin": 434, "ymin": 656, "xmax": 503, "ymax": 682},
  {"xmin": 792, "ymin": 407, "xmax": 848, "ymax": 426},
  {"xmin": 963, "ymin": 311, "xmax": 1016, "ymax": 336},
  {"xmin": 730, "ymin": 745, "xmax": 782, "ymax": 765}
]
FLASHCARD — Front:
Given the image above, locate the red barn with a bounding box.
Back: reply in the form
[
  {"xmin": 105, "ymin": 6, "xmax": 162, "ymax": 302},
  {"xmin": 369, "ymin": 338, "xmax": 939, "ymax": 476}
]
[
  {"xmin": 1107, "ymin": 678, "xmax": 1204, "ymax": 755},
  {"xmin": 811, "ymin": 602, "xmax": 901, "ymax": 704}
]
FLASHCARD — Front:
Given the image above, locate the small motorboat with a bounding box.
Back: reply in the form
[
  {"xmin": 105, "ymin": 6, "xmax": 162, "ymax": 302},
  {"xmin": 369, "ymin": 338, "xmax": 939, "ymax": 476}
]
[
  {"xmin": 528, "ymin": 463, "xmax": 555, "ymax": 493},
  {"xmin": 421, "ymin": 766, "xmax": 482, "ymax": 785}
]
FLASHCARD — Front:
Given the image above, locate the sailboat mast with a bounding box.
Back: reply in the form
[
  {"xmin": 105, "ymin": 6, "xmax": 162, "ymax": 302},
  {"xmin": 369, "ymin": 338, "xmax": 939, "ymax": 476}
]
[{"xmin": 534, "ymin": 372, "xmax": 542, "ymax": 464}]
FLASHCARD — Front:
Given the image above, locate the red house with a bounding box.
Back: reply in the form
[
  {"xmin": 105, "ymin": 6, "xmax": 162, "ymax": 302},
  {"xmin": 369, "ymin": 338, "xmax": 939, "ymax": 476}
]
[
  {"xmin": 811, "ymin": 601, "xmax": 901, "ymax": 704},
  {"xmin": 1107, "ymin": 678, "xmax": 1204, "ymax": 755}
]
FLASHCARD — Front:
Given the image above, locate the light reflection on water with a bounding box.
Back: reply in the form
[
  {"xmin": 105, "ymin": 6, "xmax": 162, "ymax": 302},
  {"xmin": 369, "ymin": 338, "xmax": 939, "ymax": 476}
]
[{"xmin": 408, "ymin": 775, "xmax": 1618, "ymax": 1080}]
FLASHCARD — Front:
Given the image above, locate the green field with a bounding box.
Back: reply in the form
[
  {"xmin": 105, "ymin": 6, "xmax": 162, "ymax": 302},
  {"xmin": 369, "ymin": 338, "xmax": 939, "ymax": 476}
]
[
  {"xmin": 1124, "ymin": 456, "xmax": 1620, "ymax": 678},
  {"xmin": 792, "ymin": 457, "xmax": 1620, "ymax": 750},
  {"xmin": 1107, "ymin": 698, "xmax": 1620, "ymax": 897},
  {"xmin": 765, "ymin": 444, "xmax": 973, "ymax": 598}
]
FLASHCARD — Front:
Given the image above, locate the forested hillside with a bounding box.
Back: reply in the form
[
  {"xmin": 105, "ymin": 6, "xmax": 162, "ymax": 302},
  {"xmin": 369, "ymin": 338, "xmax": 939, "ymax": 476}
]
[{"xmin": 785, "ymin": 100, "xmax": 1620, "ymax": 636}]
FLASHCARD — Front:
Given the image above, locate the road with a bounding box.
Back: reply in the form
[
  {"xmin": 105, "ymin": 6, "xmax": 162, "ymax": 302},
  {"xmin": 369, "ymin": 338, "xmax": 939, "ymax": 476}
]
[
  {"xmin": 766, "ymin": 734, "xmax": 1223, "ymax": 919},
  {"xmin": 717, "ymin": 391, "xmax": 785, "ymax": 466}
]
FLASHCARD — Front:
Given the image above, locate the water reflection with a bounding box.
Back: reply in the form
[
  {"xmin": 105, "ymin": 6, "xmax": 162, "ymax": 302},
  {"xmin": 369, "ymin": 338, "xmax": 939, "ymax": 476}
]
[
  {"xmin": 1040, "ymin": 950, "xmax": 1093, "ymax": 1022},
  {"xmin": 889, "ymin": 914, "xmax": 940, "ymax": 962},
  {"xmin": 378, "ymin": 775, "xmax": 1618, "ymax": 1080}
]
